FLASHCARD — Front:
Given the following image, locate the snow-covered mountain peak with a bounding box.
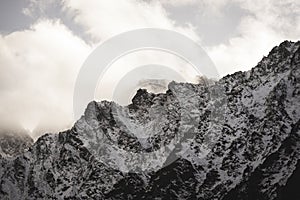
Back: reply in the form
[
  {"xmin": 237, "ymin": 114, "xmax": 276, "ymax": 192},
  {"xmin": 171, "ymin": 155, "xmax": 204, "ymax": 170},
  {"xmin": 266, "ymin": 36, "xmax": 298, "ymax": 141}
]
[{"xmin": 0, "ymin": 40, "xmax": 299, "ymax": 199}]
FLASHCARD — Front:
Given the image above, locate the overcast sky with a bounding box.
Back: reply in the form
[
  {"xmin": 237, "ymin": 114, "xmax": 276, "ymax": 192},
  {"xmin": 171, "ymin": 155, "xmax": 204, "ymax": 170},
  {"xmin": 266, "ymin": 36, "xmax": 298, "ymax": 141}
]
[{"xmin": 0, "ymin": 0, "xmax": 299, "ymax": 138}]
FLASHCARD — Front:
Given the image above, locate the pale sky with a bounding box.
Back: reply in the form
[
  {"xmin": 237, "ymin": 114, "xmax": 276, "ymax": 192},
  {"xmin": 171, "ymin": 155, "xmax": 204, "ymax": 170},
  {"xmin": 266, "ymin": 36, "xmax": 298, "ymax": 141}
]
[{"xmin": 0, "ymin": 0, "xmax": 299, "ymax": 138}]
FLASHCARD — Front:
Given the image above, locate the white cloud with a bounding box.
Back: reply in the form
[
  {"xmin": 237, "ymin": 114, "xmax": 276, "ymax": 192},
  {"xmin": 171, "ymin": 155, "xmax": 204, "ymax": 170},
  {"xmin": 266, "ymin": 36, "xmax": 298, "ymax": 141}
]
[
  {"xmin": 160, "ymin": 0, "xmax": 299, "ymax": 76},
  {"xmin": 207, "ymin": 17, "xmax": 284, "ymax": 76},
  {"xmin": 1, "ymin": 0, "xmax": 299, "ymax": 138},
  {"xmin": 62, "ymin": 0, "xmax": 199, "ymax": 41},
  {"xmin": 60, "ymin": 0, "xmax": 203, "ymax": 112},
  {"xmin": 204, "ymin": 0, "xmax": 300, "ymax": 76},
  {"xmin": 1, "ymin": 0, "xmax": 201, "ymax": 138},
  {"xmin": 23, "ymin": 0, "xmax": 57, "ymax": 17},
  {"xmin": 161, "ymin": 0, "xmax": 230, "ymax": 16},
  {"xmin": 0, "ymin": 19, "xmax": 90, "ymax": 138}
]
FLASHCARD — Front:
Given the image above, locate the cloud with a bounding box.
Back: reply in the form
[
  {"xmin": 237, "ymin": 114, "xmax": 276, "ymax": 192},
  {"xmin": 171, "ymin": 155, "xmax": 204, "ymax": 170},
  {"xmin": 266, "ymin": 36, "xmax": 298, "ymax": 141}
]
[
  {"xmin": 1, "ymin": 0, "xmax": 299, "ymax": 139},
  {"xmin": 1, "ymin": 0, "xmax": 200, "ymax": 138},
  {"xmin": 0, "ymin": 19, "xmax": 90, "ymax": 138},
  {"xmin": 60, "ymin": 0, "xmax": 203, "ymax": 109},
  {"xmin": 159, "ymin": 0, "xmax": 299, "ymax": 76},
  {"xmin": 161, "ymin": 0, "xmax": 230, "ymax": 16},
  {"xmin": 207, "ymin": 17, "xmax": 284, "ymax": 76},
  {"xmin": 61, "ymin": 0, "xmax": 199, "ymax": 41},
  {"xmin": 236, "ymin": 0, "xmax": 300, "ymax": 38},
  {"xmin": 22, "ymin": 0, "xmax": 58, "ymax": 17},
  {"xmin": 203, "ymin": 0, "xmax": 300, "ymax": 76}
]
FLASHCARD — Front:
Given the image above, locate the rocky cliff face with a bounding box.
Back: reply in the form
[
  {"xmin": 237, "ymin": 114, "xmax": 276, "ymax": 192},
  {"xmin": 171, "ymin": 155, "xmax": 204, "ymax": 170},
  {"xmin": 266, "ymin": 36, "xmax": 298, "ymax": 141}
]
[
  {"xmin": 0, "ymin": 130, "xmax": 33, "ymax": 158},
  {"xmin": 0, "ymin": 40, "xmax": 299, "ymax": 200}
]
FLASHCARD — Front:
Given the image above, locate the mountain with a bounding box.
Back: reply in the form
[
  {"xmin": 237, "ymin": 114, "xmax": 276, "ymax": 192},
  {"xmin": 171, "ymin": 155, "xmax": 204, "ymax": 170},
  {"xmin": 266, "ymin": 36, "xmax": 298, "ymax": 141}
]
[
  {"xmin": 0, "ymin": 130, "xmax": 33, "ymax": 158},
  {"xmin": 0, "ymin": 40, "xmax": 299, "ymax": 200}
]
